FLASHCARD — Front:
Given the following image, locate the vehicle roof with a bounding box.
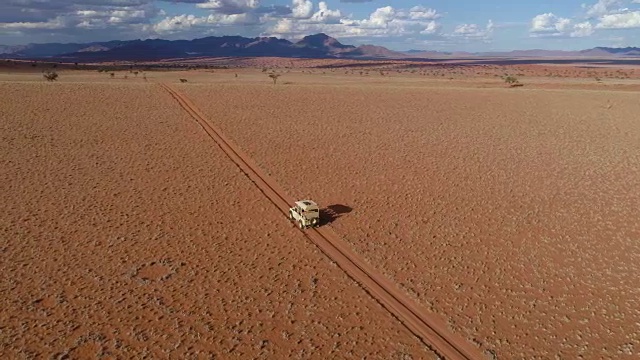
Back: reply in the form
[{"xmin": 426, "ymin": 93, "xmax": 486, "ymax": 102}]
[{"xmin": 295, "ymin": 200, "xmax": 318, "ymax": 210}]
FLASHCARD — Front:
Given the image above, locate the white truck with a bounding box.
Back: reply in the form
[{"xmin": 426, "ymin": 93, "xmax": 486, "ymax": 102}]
[{"xmin": 289, "ymin": 200, "xmax": 320, "ymax": 229}]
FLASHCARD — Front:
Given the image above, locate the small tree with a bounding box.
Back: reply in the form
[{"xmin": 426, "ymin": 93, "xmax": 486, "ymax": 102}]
[
  {"xmin": 269, "ymin": 73, "xmax": 280, "ymax": 85},
  {"xmin": 43, "ymin": 71, "xmax": 58, "ymax": 81},
  {"xmin": 504, "ymin": 75, "xmax": 518, "ymax": 85}
]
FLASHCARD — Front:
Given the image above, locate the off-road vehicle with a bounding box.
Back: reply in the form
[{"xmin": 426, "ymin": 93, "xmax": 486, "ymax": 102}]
[{"xmin": 289, "ymin": 200, "xmax": 320, "ymax": 229}]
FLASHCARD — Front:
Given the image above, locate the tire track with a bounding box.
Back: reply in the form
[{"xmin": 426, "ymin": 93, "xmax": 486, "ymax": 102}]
[{"xmin": 159, "ymin": 83, "xmax": 484, "ymax": 360}]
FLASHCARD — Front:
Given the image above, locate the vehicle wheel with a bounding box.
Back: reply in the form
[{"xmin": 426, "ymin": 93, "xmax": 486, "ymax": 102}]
[{"xmin": 298, "ymin": 220, "xmax": 305, "ymax": 230}]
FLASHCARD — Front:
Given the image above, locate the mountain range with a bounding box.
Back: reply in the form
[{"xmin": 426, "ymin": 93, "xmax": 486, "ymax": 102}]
[{"xmin": 1, "ymin": 33, "xmax": 639, "ymax": 61}]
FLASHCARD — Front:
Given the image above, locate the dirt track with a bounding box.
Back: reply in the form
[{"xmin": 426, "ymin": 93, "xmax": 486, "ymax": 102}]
[{"xmin": 159, "ymin": 83, "xmax": 483, "ymax": 359}]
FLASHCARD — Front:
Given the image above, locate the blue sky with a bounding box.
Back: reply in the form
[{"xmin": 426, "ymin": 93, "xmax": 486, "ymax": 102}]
[{"xmin": 1, "ymin": 0, "xmax": 640, "ymax": 51}]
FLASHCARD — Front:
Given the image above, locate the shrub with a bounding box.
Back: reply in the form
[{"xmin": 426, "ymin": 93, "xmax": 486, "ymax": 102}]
[
  {"xmin": 504, "ymin": 75, "xmax": 518, "ymax": 84},
  {"xmin": 179, "ymin": 78, "xmax": 188, "ymax": 83},
  {"xmin": 43, "ymin": 71, "xmax": 58, "ymax": 81},
  {"xmin": 268, "ymin": 73, "xmax": 280, "ymax": 85},
  {"xmin": 504, "ymin": 75, "xmax": 523, "ymax": 87}
]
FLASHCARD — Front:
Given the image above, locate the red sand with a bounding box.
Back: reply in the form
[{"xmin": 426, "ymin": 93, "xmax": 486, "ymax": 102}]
[
  {"xmin": 180, "ymin": 74, "xmax": 640, "ymax": 358},
  {"xmin": 2, "ymin": 67, "xmax": 640, "ymax": 358},
  {"xmin": 0, "ymin": 80, "xmax": 439, "ymax": 359}
]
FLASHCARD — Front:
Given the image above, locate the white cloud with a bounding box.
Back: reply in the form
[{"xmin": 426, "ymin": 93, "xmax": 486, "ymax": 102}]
[
  {"xmin": 309, "ymin": 2, "xmax": 341, "ymax": 24},
  {"xmin": 530, "ymin": 12, "xmax": 599, "ymax": 37},
  {"xmin": 408, "ymin": 6, "xmax": 440, "ymax": 20},
  {"xmin": 571, "ymin": 21, "xmax": 595, "ymax": 36},
  {"xmin": 421, "ymin": 20, "xmax": 440, "ymax": 34},
  {"xmin": 596, "ymin": 10, "xmax": 640, "ymax": 28},
  {"xmin": 267, "ymin": 4, "xmax": 445, "ymax": 40},
  {"xmin": 583, "ymin": 0, "xmax": 624, "ymax": 18},
  {"xmin": 0, "ymin": 17, "xmax": 66, "ymax": 30},
  {"xmin": 292, "ymin": 0, "xmax": 313, "ymax": 19},
  {"xmin": 531, "ymin": 13, "xmax": 571, "ymax": 33},
  {"xmin": 196, "ymin": 0, "xmax": 260, "ymax": 14},
  {"xmin": 453, "ymin": 20, "xmax": 494, "ymax": 39},
  {"xmin": 152, "ymin": 12, "xmax": 259, "ymax": 34}
]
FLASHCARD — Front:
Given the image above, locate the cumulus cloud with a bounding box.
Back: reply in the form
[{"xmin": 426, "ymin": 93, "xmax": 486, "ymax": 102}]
[
  {"xmin": 0, "ymin": 1, "xmax": 161, "ymax": 36},
  {"xmin": 408, "ymin": 6, "xmax": 440, "ymax": 20},
  {"xmin": 266, "ymin": 4, "xmax": 446, "ymax": 42},
  {"xmin": 453, "ymin": 20, "xmax": 494, "ymax": 39},
  {"xmin": 196, "ymin": 0, "xmax": 260, "ymax": 14},
  {"xmin": 530, "ymin": 13, "xmax": 597, "ymax": 37},
  {"xmin": 151, "ymin": 12, "xmax": 258, "ymax": 33},
  {"xmin": 596, "ymin": 11, "xmax": 640, "ymax": 28},
  {"xmin": 583, "ymin": 0, "xmax": 624, "ymax": 18},
  {"xmin": 0, "ymin": 17, "xmax": 67, "ymax": 30},
  {"xmin": 309, "ymin": 2, "xmax": 341, "ymax": 24},
  {"xmin": 292, "ymin": 0, "xmax": 313, "ymax": 19},
  {"xmin": 571, "ymin": 21, "xmax": 595, "ymax": 36},
  {"xmin": 530, "ymin": 13, "xmax": 571, "ymax": 34}
]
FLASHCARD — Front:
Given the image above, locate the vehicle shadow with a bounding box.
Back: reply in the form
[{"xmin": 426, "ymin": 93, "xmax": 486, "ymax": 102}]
[{"xmin": 320, "ymin": 204, "xmax": 353, "ymax": 225}]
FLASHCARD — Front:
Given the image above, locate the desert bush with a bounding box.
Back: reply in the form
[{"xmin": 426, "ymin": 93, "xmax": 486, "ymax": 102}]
[
  {"xmin": 110, "ymin": 73, "xmax": 115, "ymax": 78},
  {"xmin": 179, "ymin": 78, "xmax": 188, "ymax": 83},
  {"xmin": 504, "ymin": 75, "xmax": 519, "ymax": 85},
  {"xmin": 268, "ymin": 73, "xmax": 280, "ymax": 85},
  {"xmin": 43, "ymin": 71, "xmax": 58, "ymax": 81}
]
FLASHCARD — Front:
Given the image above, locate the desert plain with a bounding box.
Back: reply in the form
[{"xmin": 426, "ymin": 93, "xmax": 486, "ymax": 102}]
[{"xmin": 1, "ymin": 60, "xmax": 640, "ymax": 359}]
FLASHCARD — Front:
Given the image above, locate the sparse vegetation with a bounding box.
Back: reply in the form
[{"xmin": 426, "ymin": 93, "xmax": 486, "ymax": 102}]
[
  {"xmin": 179, "ymin": 78, "xmax": 188, "ymax": 83},
  {"xmin": 43, "ymin": 71, "xmax": 58, "ymax": 81},
  {"xmin": 268, "ymin": 73, "xmax": 281, "ymax": 85},
  {"xmin": 504, "ymin": 75, "xmax": 518, "ymax": 84},
  {"xmin": 504, "ymin": 75, "xmax": 523, "ymax": 87}
]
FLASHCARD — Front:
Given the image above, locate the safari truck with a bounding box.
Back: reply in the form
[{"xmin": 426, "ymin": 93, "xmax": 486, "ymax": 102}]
[{"xmin": 289, "ymin": 200, "xmax": 320, "ymax": 229}]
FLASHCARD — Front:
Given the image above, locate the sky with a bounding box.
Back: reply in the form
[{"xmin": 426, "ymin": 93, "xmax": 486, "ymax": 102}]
[{"xmin": 1, "ymin": 0, "xmax": 640, "ymax": 51}]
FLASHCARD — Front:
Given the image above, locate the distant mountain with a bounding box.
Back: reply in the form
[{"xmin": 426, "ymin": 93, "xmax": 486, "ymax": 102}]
[
  {"xmin": 1, "ymin": 34, "xmax": 639, "ymax": 61},
  {"xmin": 0, "ymin": 33, "xmax": 405, "ymax": 62}
]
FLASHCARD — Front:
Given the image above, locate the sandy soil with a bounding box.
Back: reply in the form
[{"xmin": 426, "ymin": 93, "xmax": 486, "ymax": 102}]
[
  {"xmin": 174, "ymin": 71, "xmax": 640, "ymax": 358},
  {"xmin": 0, "ymin": 80, "xmax": 439, "ymax": 359},
  {"xmin": 2, "ymin": 66, "xmax": 640, "ymax": 358}
]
